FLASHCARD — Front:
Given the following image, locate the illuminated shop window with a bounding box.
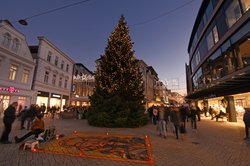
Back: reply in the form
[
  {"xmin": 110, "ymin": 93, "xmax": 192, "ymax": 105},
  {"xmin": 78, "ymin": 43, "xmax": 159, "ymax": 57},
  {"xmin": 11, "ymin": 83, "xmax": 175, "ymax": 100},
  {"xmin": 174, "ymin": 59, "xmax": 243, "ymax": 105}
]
[{"xmin": 9, "ymin": 65, "xmax": 18, "ymax": 80}]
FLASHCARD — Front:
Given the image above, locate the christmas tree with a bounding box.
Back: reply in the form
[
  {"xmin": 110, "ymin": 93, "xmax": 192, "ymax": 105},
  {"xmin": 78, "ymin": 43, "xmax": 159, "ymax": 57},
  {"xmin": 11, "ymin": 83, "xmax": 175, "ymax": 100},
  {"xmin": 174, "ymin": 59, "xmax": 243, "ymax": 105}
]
[{"xmin": 88, "ymin": 15, "xmax": 148, "ymax": 128}]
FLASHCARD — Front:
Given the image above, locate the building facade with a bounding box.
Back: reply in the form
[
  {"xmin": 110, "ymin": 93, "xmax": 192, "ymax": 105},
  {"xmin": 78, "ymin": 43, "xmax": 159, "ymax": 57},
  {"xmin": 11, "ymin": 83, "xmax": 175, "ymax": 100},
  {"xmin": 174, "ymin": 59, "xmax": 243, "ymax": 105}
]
[
  {"xmin": 186, "ymin": 0, "xmax": 250, "ymax": 121},
  {"xmin": 30, "ymin": 36, "xmax": 74, "ymax": 111},
  {"xmin": 71, "ymin": 63, "xmax": 94, "ymax": 106},
  {"xmin": 138, "ymin": 60, "xmax": 159, "ymax": 108},
  {"xmin": 0, "ymin": 20, "xmax": 35, "ymax": 115}
]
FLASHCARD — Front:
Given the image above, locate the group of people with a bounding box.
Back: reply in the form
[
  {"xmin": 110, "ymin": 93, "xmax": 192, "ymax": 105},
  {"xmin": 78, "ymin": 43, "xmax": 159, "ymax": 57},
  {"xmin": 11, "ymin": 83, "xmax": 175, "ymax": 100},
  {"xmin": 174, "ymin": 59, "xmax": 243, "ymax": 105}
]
[
  {"xmin": 0, "ymin": 102, "xmax": 45, "ymax": 144},
  {"xmin": 148, "ymin": 104, "xmax": 199, "ymax": 140}
]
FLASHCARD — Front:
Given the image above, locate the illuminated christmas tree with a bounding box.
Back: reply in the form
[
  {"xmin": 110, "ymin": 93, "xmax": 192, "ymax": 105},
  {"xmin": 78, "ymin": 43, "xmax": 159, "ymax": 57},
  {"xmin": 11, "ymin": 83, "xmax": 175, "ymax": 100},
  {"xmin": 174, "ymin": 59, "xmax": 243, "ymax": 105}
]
[{"xmin": 88, "ymin": 15, "xmax": 147, "ymax": 127}]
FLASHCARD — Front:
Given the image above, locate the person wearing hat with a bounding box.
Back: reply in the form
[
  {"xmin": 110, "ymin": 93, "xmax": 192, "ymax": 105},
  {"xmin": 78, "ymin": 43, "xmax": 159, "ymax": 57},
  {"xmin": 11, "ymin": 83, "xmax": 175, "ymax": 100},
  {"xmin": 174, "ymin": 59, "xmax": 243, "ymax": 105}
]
[
  {"xmin": 243, "ymin": 108, "xmax": 250, "ymax": 140},
  {"xmin": 15, "ymin": 114, "xmax": 45, "ymax": 143}
]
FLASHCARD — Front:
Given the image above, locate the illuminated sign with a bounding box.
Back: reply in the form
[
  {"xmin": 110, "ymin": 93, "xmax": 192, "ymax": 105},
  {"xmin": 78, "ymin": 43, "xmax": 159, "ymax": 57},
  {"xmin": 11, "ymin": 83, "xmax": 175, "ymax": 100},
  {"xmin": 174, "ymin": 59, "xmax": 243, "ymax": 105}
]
[
  {"xmin": 0, "ymin": 86, "xmax": 19, "ymax": 93},
  {"xmin": 73, "ymin": 74, "xmax": 94, "ymax": 81},
  {"xmin": 51, "ymin": 93, "xmax": 61, "ymax": 98}
]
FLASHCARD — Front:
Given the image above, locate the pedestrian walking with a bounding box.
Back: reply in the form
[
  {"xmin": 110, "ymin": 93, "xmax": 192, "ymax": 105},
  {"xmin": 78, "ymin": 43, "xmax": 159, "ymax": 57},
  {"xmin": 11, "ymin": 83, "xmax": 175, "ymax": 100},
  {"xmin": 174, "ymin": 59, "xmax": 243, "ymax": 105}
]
[
  {"xmin": 26, "ymin": 104, "xmax": 37, "ymax": 130},
  {"xmin": 157, "ymin": 105, "xmax": 167, "ymax": 138},
  {"xmin": 190, "ymin": 104, "xmax": 198, "ymax": 131},
  {"xmin": 243, "ymin": 107, "xmax": 250, "ymax": 140},
  {"xmin": 0, "ymin": 102, "xmax": 18, "ymax": 144},
  {"xmin": 170, "ymin": 106, "xmax": 181, "ymax": 139},
  {"xmin": 20, "ymin": 106, "xmax": 29, "ymax": 129},
  {"xmin": 180, "ymin": 105, "xmax": 187, "ymax": 133}
]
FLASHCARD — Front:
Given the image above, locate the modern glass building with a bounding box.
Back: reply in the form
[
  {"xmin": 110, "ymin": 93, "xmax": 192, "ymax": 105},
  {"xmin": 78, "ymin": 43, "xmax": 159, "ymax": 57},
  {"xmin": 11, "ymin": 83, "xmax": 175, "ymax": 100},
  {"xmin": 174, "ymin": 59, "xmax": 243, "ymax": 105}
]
[{"xmin": 186, "ymin": 0, "xmax": 250, "ymax": 122}]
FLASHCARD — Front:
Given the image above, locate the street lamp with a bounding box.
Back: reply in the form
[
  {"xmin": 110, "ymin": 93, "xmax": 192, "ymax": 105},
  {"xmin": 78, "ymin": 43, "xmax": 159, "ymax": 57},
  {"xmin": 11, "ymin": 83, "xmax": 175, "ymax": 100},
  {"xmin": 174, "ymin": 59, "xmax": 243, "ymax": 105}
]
[{"xmin": 18, "ymin": 19, "xmax": 28, "ymax": 26}]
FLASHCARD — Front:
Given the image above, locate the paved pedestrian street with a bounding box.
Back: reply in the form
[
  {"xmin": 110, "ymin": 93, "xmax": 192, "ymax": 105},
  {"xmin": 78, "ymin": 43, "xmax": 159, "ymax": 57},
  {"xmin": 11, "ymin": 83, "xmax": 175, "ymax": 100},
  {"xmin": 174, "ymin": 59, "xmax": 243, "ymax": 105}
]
[{"xmin": 0, "ymin": 117, "xmax": 249, "ymax": 166}]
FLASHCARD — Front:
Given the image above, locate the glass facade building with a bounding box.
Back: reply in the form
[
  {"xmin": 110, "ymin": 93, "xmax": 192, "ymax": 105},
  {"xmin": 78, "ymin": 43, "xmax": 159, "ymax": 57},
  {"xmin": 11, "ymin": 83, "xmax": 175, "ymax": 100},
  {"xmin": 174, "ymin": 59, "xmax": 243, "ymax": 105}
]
[{"xmin": 186, "ymin": 0, "xmax": 250, "ymax": 122}]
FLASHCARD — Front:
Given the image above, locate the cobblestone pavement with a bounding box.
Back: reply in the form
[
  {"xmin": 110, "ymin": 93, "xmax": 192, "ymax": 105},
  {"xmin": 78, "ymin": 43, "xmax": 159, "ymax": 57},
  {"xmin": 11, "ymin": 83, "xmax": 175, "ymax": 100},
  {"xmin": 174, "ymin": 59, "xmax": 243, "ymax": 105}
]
[{"xmin": 0, "ymin": 116, "xmax": 249, "ymax": 166}]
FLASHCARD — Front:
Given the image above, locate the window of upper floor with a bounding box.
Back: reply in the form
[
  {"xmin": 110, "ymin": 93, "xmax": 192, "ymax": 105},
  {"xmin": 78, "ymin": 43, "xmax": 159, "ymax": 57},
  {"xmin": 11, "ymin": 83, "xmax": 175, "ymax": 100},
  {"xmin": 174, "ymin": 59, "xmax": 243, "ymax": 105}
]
[
  {"xmin": 66, "ymin": 64, "xmax": 69, "ymax": 72},
  {"xmin": 9, "ymin": 64, "xmax": 18, "ymax": 80},
  {"xmin": 64, "ymin": 79, "xmax": 68, "ymax": 89},
  {"xmin": 52, "ymin": 74, "xmax": 56, "ymax": 86},
  {"xmin": 240, "ymin": 0, "xmax": 250, "ymax": 12},
  {"xmin": 55, "ymin": 56, "xmax": 58, "ymax": 66},
  {"xmin": 59, "ymin": 77, "xmax": 62, "ymax": 87},
  {"xmin": 11, "ymin": 38, "xmax": 20, "ymax": 52},
  {"xmin": 2, "ymin": 33, "xmax": 11, "ymax": 48},
  {"xmin": 225, "ymin": 0, "xmax": 242, "ymax": 28},
  {"xmin": 61, "ymin": 60, "xmax": 64, "ymax": 70},
  {"xmin": 44, "ymin": 71, "xmax": 49, "ymax": 83},
  {"xmin": 21, "ymin": 68, "xmax": 30, "ymax": 84},
  {"xmin": 47, "ymin": 51, "xmax": 52, "ymax": 62}
]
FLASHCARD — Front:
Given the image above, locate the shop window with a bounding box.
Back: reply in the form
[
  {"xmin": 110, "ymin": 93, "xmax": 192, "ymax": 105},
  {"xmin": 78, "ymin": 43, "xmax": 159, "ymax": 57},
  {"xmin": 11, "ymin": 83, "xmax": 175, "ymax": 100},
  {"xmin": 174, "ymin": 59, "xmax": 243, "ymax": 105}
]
[
  {"xmin": 9, "ymin": 65, "xmax": 18, "ymax": 80},
  {"xmin": 2, "ymin": 33, "xmax": 11, "ymax": 48},
  {"xmin": 225, "ymin": 0, "xmax": 242, "ymax": 28},
  {"xmin": 44, "ymin": 71, "xmax": 49, "ymax": 83},
  {"xmin": 240, "ymin": 0, "xmax": 250, "ymax": 12},
  {"xmin": 21, "ymin": 69, "xmax": 30, "ymax": 83},
  {"xmin": 11, "ymin": 38, "xmax": 20, "ymax": 52}
]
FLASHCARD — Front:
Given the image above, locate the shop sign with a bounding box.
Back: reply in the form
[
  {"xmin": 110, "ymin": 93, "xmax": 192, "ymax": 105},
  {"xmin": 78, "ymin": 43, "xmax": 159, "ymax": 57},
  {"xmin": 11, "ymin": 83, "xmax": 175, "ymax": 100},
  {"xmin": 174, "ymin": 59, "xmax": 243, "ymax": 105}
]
[
  {"xmin": 37, "ymin": 91, "xmax": 49, "ymax": 97},
  {"xmin": 73, "ymin": 74, "xmax": 94, "ymax": 81},
  {"xmin": 51, "ymin": 93, "xmax": 61, "ymax": 98},
  {"xmin": 0, "ymin": 86, "xmax": 19, "ymax": 93}
]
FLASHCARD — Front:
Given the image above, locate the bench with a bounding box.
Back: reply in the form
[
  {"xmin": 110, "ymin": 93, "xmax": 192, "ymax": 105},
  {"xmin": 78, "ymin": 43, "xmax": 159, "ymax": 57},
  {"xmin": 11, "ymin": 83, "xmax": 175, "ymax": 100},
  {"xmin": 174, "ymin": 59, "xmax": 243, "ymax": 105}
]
[{"xmin": 215, "ymin": 112, "xmax": 228, "ymax": 122}]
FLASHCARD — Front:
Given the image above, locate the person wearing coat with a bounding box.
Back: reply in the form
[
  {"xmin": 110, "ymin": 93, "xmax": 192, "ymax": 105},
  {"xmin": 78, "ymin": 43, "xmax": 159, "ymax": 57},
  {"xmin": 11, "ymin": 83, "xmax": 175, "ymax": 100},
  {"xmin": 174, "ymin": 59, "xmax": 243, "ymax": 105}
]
[
  {"xmin": 243, "ymin": 108, "xmax": 250, "ymax": 140},
  {"xmin": 0, "ymin": 102, "xmax": 18, "ymax": 144},
  {"xmin": 15, "ymin": 114, "xmax": 45, "ymax": 143},
  {"xmin": 170, "ymin": 106, "xmax": 181, "ymax": 139}
]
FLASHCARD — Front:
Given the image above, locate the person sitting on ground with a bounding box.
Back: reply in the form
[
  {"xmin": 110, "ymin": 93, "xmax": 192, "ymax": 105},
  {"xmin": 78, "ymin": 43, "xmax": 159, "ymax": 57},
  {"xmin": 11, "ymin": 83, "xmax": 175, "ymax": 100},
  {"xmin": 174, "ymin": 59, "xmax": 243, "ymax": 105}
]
[{"xmin": 15, "ymin": 114, "xmax": 45, "ymax": 143}]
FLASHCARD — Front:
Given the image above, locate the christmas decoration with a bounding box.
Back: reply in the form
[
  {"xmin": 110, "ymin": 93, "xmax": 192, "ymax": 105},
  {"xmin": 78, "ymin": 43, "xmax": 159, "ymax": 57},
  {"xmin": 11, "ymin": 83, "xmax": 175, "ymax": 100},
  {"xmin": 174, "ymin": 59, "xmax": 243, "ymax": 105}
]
[{"xmin": 88, "ymin": 15, "xmax": 147, "ymax": 127}]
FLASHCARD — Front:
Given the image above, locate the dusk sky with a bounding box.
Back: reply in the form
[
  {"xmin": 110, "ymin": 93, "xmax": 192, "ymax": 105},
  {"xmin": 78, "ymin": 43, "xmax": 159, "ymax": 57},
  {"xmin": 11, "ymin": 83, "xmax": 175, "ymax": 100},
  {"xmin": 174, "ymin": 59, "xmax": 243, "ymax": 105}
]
[{"xmin": 1, "ymin": 0, "xmax": 202, "ymax": 95}]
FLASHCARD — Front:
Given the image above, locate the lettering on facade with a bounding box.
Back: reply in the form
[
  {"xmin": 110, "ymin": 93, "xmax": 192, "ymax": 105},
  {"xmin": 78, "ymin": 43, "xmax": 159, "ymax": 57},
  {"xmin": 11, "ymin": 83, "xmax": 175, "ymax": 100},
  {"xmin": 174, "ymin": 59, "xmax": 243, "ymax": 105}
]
[
  {"xmin": 0, "ymin": 86, "xmax": 19, "ymax": 93},
  {"xmin": 73, "ymin": 74, "xmax": 94, "ymax": 81}
]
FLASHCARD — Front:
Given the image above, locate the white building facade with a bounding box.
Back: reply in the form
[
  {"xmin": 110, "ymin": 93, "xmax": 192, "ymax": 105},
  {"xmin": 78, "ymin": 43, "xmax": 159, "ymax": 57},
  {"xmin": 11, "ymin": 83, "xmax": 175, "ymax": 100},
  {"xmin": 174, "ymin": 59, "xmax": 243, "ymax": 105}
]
[
  {"xmin": 30, "ymin": 36, "xmax": 74, "ymax": 111},
  {"xmin": 0, "ymin": 20, "xmax": 35, "ymax": 115}
]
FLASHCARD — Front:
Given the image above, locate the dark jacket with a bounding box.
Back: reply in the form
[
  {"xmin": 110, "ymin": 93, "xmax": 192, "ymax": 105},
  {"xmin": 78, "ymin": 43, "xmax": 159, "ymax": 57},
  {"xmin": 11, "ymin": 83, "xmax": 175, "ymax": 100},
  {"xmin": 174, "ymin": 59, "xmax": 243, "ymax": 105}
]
[
  {"xmin": 243, "ymin": 109, "xmax": 250, "ymax": 126},
  {"xmin": 3, "ymin": 105, "xmax": 16, "ymax": 124}
]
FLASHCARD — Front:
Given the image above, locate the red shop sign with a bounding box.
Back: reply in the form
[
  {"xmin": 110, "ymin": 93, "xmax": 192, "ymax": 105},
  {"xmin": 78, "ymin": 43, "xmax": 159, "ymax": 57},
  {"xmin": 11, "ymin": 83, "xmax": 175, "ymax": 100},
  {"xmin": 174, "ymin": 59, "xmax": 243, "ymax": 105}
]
[{"xmin": 0, "ymin": 86, "xmax": 19, "ymax": 93}]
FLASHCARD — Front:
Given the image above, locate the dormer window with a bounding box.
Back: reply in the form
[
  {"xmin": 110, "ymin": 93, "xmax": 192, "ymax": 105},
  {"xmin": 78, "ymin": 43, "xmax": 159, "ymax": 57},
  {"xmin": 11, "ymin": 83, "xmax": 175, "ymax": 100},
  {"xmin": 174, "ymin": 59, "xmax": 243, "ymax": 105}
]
[
  {"xmin": 2, "ymin": 33, "xmax": 11, "ymax": 47},
  {"xmin": 11, "ymin": 38, "xmax": 20, "ymax": 52}
]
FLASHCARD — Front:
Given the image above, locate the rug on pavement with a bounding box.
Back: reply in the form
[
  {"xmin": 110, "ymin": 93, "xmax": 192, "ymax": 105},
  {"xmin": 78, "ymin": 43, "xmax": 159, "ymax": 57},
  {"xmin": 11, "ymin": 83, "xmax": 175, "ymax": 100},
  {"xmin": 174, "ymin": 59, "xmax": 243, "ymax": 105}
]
[{"xmin": 37, "ymin": 132, "xmax": 154, "ymax": 164}]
